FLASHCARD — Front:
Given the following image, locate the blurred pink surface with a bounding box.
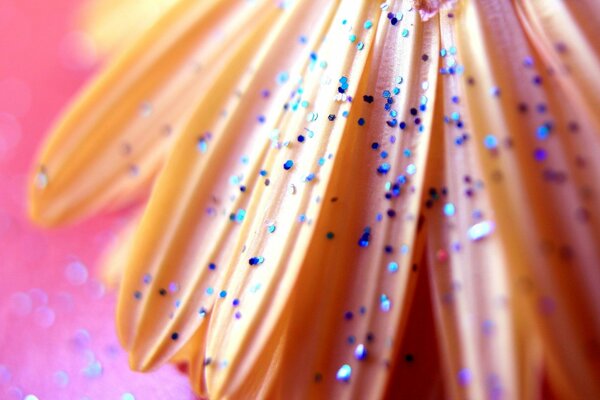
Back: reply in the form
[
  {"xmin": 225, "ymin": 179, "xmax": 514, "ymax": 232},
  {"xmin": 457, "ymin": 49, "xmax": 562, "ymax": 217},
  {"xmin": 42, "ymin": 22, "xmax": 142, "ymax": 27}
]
[{"xmin": 0, "ymin": 1, "xmax": 195, "ymax": 398}]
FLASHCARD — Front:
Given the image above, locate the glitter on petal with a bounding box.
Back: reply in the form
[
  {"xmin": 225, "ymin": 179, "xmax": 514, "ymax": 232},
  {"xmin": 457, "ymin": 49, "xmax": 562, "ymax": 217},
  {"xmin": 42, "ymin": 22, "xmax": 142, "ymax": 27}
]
[
  {"xmin": 336, "ymin": 364, "xmax": 352, "ymax": 382},
  {"xmin": 467, "ymin": 221, "xmax": 495, "ymax": 241},
  {"xmin": 25, "ymin": 0, "xmax": 600, "ymax": 398}
]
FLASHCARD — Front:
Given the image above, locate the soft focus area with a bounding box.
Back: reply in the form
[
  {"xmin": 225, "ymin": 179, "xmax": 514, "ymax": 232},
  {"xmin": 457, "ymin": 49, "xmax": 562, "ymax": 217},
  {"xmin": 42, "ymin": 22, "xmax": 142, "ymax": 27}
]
[{"xmin": 0, "ymin": 1, "xmax": 193, "ymax": 398}]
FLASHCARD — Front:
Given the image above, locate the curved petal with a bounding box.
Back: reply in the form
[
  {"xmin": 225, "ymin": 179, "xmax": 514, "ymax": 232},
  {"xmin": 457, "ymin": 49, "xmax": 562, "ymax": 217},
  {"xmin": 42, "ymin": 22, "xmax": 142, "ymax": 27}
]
[
  {"xmin": 424, "ymin": 1, "xmax": 600, "ymax": 398},
  {"xmin": 27, "ymin": 0, "xmax": 600, "ymax": 398},
  {"xmin": 116, "ymin": 0, "xmax": 336, "ymax": 376},
  {"xmin": 204, "ymin": 2, "xmax": 442, "ymax": 398},
  {"xmin": 28, "ymin": 0, "xmax": 271, "ymax": 226},
  {"xmin": 79, "ymin": 0, "xmax": 181, "ymax": 56}
]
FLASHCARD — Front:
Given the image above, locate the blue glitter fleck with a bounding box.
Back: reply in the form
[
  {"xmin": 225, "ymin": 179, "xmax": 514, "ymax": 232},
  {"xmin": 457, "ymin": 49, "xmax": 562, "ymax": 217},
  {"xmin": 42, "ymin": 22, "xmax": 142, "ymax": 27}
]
[
  {"xmin": 536, "ymin": 124, "xmax": 551, "ymax": 140},
  {"xmin": 380, "ymin": 294, "xmax": 391, "ymax": 312},
  {"xmin": 283, "ymin": 160, "xmax": 294, "ymax": 170},
  {"xmin": 354, "ymin": 344, "xmax": 367, "ymax": 361},
  {"xmin": 468, "ymin": 221, "xmax": 495, "ymax": 241},
  {"xmin": 336, "ymin": 364, "xmax": 352, "ymax": 382},
  {"xmin": 484, "ymin": 135, "xmax": 498, "ymax": 149},
  {"xmin": 235, "ymin": 208, "xmax": 246, "ymax": 223},
  {"xmin": 358, "ymin": 227, "xmax": 371, "ymax": 247},
  {"xmin": 276, "ymin": 71, "xmax": 289, "ymax": 85},
  {"xmin": 249, "ymin": 257, "xmax": 265, "ymax": 266},
  {"xmin": 197, "ymin": 138, "xmax": 208, "ymax": 153},
  {"xmin": 377, "ymin": 163, "xmax": 391, "ymax": 174},
  {"xmin": 534, "ymin": 148, "xmax": 547, "ymax": 162}
]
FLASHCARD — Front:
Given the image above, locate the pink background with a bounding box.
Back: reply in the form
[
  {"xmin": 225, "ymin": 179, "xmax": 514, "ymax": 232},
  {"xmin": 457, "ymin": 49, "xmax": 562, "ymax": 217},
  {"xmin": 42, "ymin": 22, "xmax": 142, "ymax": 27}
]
[{"xmin": 0, "ymin": 1, "xmax": 195, "ymax": 398}]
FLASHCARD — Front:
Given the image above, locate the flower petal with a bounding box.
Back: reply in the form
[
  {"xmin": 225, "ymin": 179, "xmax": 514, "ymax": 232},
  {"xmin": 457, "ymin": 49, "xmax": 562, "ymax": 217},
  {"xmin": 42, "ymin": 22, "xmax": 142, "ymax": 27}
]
[
  {"xmin": 204, "ymin": 3, "xmax": 442, "ymax": 398},
  {"xmin": 28, "ymin": 0, "xmax": 272, "ymax": 226},
  {"xmin": 426, "ymin": 1, "xmax": 600, "ymax": 398},
  {"xmin": 80, "ymin": 0, "xmax": 181, "ymax": 56},
  {"xmin": 115, "ymin": 0, "xmax": 335, "ymax": 376}
]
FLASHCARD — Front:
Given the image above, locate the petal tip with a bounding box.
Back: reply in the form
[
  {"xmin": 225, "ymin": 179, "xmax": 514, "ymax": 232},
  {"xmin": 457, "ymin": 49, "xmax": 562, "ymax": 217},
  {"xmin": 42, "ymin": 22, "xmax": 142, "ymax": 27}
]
[
  {"xmin": 27, "ymin": 167, "xmax": 75, "ymax": 228},
  {"xmin": 127, "ymin": 351, "xmax": 155, "ymax": 372},
  {"xmin": 27, "ymin": 189, "xmax": 59, "ymax": 229}
]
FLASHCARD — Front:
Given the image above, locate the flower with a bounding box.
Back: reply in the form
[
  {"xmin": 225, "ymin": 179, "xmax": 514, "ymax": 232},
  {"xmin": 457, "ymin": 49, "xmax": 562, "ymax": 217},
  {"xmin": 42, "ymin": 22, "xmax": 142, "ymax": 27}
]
[{"xmin": 29, "ymin": 0, "xmax": 600, "ymax": 399}]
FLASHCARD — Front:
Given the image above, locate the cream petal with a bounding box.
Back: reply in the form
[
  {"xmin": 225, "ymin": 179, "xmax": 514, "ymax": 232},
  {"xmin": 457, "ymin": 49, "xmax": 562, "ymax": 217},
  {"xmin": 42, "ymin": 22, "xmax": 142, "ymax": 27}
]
[
  {"xmin": 28, "ymin": 0, "xmax": 271, "ymax": 226},
  {"xmin": 439, "ymin": 0, "xmax": 600, "ymax": 397},
  {"xmin": 116, "ymin": 0, "xmax": 335, "ymax": 375},
  {"xmin": 27, "ymin": 0, "xmax": 600, "ymax": 398},
  {"xmin": 516, "ymin": 0, "xmax": 600, "ymax": 132},
  {"xmin": 80, "ymin": 0, "xmax": 181, "ymax": 56},
  {"xmin": 204, "ymin": 2, "xmax": 441, "ymax": 398}
]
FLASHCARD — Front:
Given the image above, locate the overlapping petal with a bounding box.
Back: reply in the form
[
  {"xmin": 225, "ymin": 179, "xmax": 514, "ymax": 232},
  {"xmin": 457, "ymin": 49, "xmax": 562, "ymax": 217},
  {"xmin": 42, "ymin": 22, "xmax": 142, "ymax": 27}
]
[{"xmin": 28, "ymin": 0, "xmax": 600, "ymax": 398}]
